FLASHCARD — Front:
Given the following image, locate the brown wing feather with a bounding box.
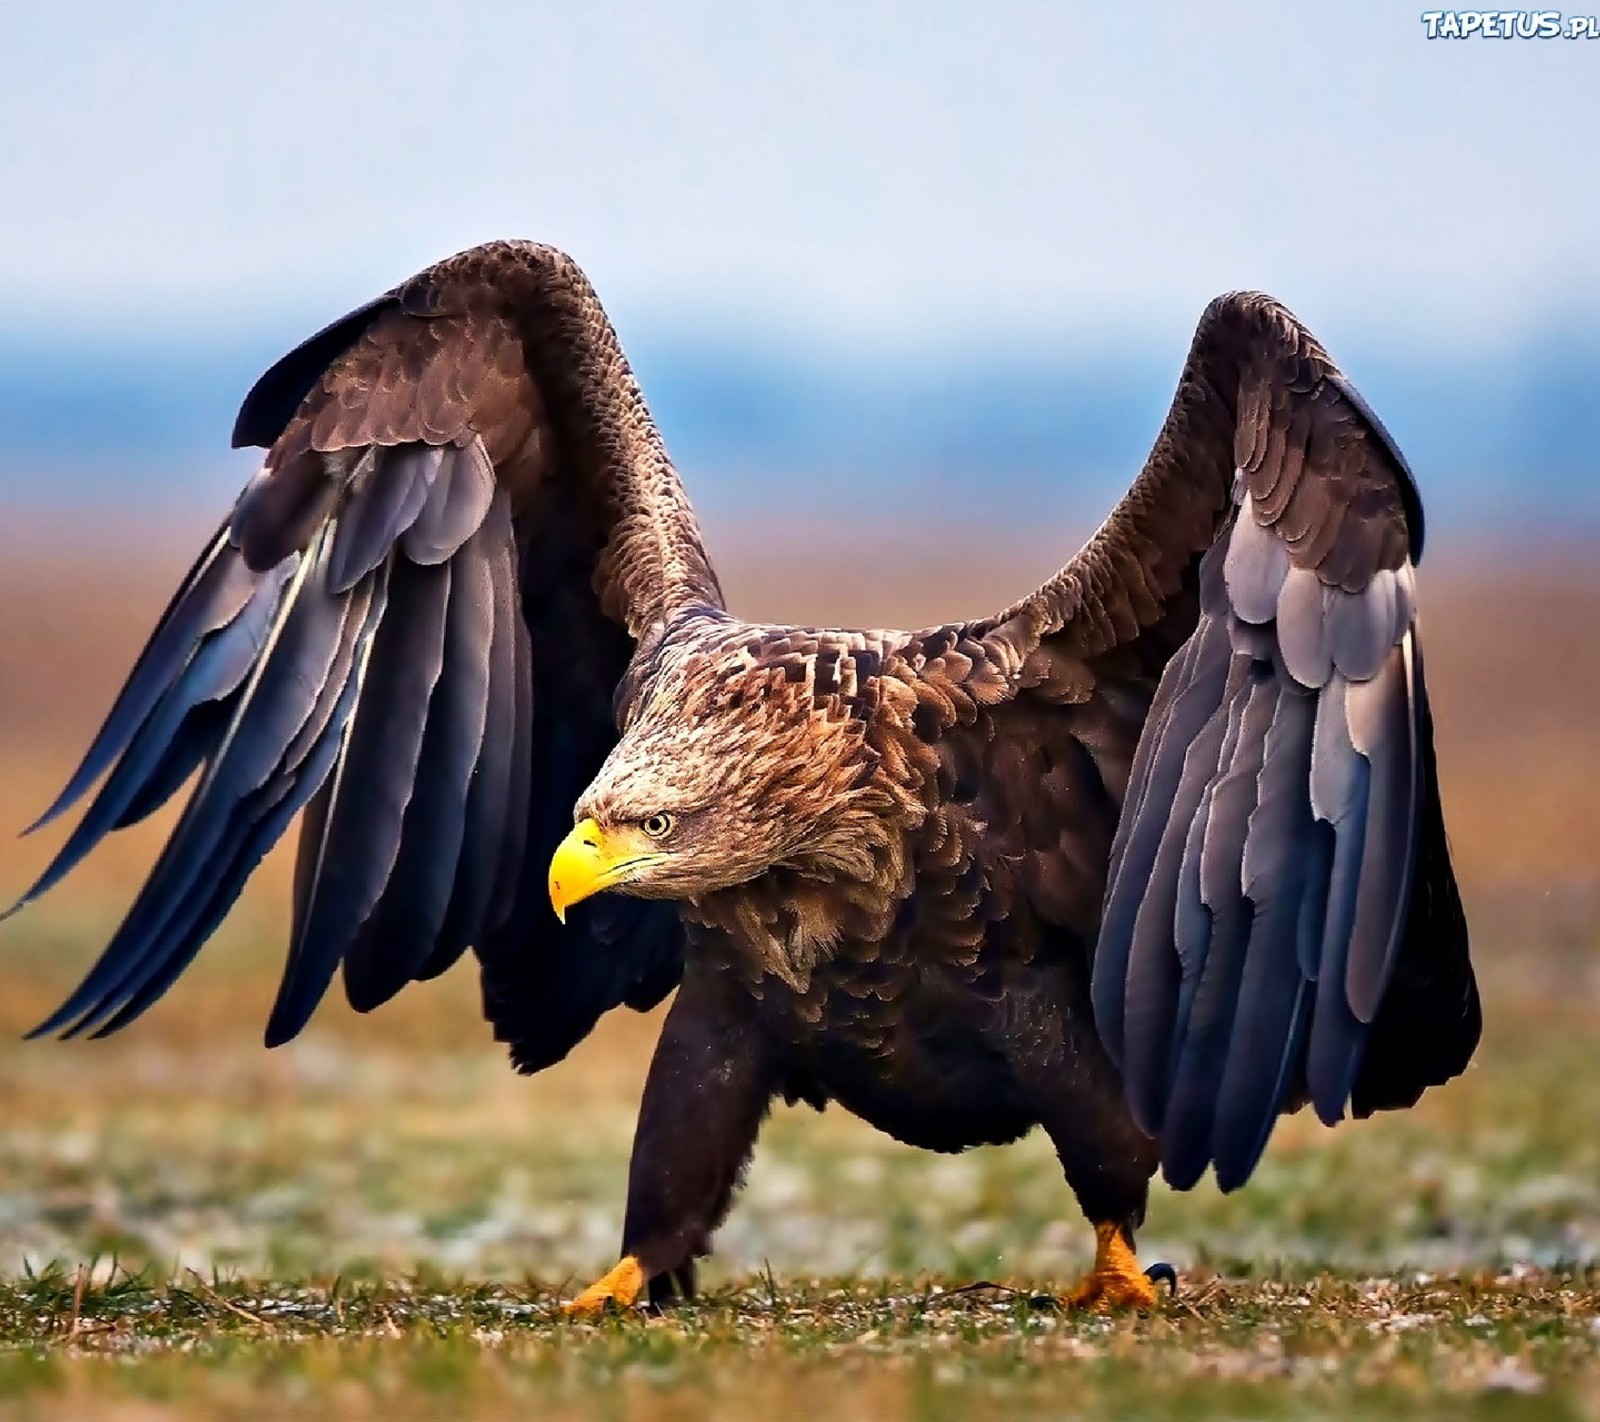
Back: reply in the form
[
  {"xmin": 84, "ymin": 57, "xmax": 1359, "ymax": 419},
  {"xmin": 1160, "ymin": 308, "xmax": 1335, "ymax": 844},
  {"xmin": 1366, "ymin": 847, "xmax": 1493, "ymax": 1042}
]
[
  {"xmin": 960, "ymin": 292, "xmax": 1472, "ymax": 1192},
  {"xmin": 23, "ymin": 241, "xmax": 710, "ymax": 1067}
]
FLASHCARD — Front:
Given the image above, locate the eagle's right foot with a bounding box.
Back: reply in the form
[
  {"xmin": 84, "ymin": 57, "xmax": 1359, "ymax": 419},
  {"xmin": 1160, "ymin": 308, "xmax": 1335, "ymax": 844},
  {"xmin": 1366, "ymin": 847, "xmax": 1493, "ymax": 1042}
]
[{"xmin": 1060, "ymin": 1222, "xmax": 1176, "ymax": 1312}]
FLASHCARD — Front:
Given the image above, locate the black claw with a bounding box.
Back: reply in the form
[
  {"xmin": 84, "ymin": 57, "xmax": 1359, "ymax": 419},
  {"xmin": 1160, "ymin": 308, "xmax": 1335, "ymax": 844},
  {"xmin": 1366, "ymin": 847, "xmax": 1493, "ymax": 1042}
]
[{"xmin": 1144, "ymin": 1261, "xmax": 1179, "ymax": 1295}]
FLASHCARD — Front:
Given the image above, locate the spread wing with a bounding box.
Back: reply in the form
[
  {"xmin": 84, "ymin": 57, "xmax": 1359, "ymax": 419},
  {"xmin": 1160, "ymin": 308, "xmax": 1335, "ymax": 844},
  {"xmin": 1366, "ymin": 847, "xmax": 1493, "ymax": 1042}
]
[
  {"xmin": 979, "ymin": 292, "xmax": 1479, "ymax": 1191},
  {"xmin": 10, "ymin": 240, "xmax": 717, "ymax": 1071}
]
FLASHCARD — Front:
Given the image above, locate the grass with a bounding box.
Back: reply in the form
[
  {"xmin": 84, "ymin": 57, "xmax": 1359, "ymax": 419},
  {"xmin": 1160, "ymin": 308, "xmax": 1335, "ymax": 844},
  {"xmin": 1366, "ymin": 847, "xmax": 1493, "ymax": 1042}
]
[
  {"xmin": 0, "ymin": 905, "xmax": 1596, "ymax": 1420},
  {"xmin": 0, "ymin": 1266, "xmax": 1598, "ymax": 1422},
  {"xmin": 0, "ymin": 532, "xmax": 1598, "ymax": 1417}
]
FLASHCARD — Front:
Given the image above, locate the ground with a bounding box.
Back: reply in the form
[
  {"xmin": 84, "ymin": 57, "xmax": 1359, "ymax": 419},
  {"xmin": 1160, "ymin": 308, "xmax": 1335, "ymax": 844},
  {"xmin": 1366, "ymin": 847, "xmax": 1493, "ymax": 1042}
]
[
  {"xmin": 0, "ymin": 947, "xmax": 1596, "ymax": 1421},
  {"xmin": 0, "ymin": 520, "xmax": 1596, "ymax": 1419}
]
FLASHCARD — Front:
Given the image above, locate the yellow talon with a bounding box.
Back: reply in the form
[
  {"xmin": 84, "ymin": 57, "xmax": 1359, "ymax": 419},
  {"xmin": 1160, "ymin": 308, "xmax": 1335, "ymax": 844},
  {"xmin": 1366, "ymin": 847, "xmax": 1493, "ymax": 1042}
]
[
  {"xmin": 563, "ymin": 1255, "xmax": 646, "ymax": 1316},
  {"xmin": 1060, "ymin": 1221, "xmax": 1169, "ymax": 1312}
]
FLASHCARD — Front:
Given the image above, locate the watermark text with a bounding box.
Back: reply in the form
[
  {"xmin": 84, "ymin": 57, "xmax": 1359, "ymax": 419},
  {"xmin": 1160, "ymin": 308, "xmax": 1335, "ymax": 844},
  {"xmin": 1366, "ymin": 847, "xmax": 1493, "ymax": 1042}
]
[{"xmin": 1420, "ymin": 10, "xmax": 1600, "ymax": 36}]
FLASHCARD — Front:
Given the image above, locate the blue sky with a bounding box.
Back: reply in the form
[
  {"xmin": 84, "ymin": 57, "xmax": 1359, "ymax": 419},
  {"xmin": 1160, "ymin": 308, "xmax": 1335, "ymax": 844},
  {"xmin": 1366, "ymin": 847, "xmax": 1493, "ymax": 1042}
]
[
  {"xmin": 4, "ymin": 0, "xmax": 1598, "ymax": 349},
  {"xmin": 3, "ymin": 2, "xmax": 1595, "ymax": 535}
]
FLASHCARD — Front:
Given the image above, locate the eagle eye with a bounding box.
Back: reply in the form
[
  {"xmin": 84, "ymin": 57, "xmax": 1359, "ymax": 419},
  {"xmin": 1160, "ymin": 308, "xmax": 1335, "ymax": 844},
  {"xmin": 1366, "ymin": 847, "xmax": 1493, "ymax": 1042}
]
[{"xmin": 641, "ymin": 813, "xmax": 674, "ymax": 840}]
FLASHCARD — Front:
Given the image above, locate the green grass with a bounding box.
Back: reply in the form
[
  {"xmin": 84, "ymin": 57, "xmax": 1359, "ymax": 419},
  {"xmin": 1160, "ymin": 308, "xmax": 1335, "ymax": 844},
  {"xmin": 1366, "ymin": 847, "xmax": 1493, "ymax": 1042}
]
[
  {"xmin": 0, "ymin": 1267, "xmax": 1596, "ymax": 1421},
  {"xmin": 0, "ymin": 897, "xmax": 1597, "ymax": 1419}
]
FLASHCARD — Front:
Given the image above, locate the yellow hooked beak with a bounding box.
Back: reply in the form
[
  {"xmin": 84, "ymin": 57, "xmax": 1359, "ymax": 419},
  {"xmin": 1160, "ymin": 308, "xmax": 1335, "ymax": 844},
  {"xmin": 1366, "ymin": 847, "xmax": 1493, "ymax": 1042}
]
[{"xmin": 547, "ymin": 818, "xmax": 668, "ymax": 923}]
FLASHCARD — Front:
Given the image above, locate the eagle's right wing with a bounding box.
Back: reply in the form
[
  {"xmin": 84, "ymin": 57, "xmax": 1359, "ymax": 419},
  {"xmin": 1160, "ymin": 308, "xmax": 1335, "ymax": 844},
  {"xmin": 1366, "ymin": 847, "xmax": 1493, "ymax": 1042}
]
[{"xmin": 12, "ymin": 241, "xmax": 719, "ymax": 1071}]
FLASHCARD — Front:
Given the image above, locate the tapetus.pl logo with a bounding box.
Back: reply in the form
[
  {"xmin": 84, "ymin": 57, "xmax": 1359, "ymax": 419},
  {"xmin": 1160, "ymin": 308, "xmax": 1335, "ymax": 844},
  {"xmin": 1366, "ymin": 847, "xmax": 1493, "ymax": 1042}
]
[{"xmin": 1420, "ymin": 9, "xmax": 1600, "ymax": 36}]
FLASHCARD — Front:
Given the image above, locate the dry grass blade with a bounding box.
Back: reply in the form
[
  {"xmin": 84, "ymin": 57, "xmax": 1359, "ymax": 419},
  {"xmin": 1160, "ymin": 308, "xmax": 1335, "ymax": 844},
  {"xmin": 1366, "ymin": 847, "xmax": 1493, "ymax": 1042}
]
[{"xmin": 184, "ymin": 1269, "xmax": 268, "ymax": 1327}]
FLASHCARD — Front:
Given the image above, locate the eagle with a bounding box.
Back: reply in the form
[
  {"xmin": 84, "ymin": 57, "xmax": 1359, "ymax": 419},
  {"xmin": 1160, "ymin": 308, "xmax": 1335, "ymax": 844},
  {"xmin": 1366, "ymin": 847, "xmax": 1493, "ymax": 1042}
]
[{"xmin": 10, "ymin": 241, "xmax": 1479, "ymax": 1313}]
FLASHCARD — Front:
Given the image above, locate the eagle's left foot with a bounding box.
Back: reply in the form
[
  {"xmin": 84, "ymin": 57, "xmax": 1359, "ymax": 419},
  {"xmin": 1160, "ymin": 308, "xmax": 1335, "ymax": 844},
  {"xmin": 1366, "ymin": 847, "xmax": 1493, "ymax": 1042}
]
[
  {"xmin": 1060, "ymin": 1222, "xmax": 1175, "ymax": 1312},
  {"xmin": 562, "ymin": 1255, "xmax": 645, "ymax": 1317}
]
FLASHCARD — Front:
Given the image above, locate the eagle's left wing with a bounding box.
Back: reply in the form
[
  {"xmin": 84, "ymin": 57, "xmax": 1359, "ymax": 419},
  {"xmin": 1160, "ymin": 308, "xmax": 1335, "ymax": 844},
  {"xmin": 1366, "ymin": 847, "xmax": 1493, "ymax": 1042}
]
[{"xmin": 976, "ymin": 293, "xmax": 1479, "ymax": 1192}]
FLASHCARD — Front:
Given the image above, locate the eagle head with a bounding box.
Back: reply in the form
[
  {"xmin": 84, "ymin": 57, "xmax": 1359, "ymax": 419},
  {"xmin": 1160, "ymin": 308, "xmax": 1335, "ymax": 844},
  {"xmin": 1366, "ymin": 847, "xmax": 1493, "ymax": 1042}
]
[{"xmin": 546, "ymin": 629, "xmax": 903, "ymax": 919}]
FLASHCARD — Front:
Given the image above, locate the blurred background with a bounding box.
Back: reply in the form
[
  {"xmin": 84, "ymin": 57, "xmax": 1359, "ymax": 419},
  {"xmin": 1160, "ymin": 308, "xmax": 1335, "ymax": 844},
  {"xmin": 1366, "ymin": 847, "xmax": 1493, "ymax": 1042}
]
[{"xmin": 0, "ymin": 0, "xmax": 1596, "ymax": 1289}]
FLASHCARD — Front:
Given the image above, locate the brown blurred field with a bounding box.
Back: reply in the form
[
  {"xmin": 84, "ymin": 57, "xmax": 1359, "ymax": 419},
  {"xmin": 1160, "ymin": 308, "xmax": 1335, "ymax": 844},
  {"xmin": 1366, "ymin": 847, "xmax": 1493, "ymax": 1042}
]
[
  {"xmin": 4, "ymin": 511, "xmax": 1596, "ymax": 914},
  {"xmin": 0, "ymin": 511, "xmax": 1597, "ymax": 1420}
]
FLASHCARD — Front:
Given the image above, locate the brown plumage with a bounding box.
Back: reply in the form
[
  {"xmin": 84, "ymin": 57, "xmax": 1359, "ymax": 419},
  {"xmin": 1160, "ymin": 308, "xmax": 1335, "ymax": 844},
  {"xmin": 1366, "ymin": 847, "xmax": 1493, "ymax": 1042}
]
[{"xmin": 13, "ymin": 241, "xmax": 1478, "ymax": 1309}]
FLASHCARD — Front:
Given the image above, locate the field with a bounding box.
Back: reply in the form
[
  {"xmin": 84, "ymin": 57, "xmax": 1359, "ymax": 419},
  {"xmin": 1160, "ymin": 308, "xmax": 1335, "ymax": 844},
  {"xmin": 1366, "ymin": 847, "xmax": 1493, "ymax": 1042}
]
[{"xmin": 0, "ymin": 514, "xmax": 1597, "ymax": 1420}]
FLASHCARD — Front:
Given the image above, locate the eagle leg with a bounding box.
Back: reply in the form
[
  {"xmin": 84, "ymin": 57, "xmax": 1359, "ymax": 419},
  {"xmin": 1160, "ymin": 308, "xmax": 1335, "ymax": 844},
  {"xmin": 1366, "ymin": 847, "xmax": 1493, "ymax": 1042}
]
[
  {"xmin": 564, "ymin": 962, "xmax": 776, "ymax": 1315},
  {"xmin": 1008, "ymin": 999, "xmax": 1168, "ymax": 1310},
  {"xmin": 1059, "ymin": 1221, "xmax": 1174, "ymax": 1312}
]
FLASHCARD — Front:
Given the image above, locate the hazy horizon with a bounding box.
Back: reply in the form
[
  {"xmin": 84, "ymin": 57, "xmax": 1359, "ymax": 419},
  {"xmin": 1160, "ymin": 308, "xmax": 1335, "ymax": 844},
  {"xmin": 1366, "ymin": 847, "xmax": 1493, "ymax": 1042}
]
[{"xmin": 4, "ymin": 312, "xmax": 1595, "ymax": 537}]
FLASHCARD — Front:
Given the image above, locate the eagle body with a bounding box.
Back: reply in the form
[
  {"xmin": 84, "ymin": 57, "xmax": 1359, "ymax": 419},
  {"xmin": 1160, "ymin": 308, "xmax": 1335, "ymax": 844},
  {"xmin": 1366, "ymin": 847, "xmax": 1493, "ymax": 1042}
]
[
  {"xmin": 665, "ymin": 617, "xmax": 1142, "ymax": 1159},
  {"xmin": 15, "ymin": 241, "xmax": 1479, "ymax": 1310}
]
